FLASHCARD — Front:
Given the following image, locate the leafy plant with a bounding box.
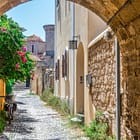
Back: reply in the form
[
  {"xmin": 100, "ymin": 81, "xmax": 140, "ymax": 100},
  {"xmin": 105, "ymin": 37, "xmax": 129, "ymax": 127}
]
[
  {"xmin": 84, "ymin": 111, "xmax": 115, "ymax": 140},
  {"xmin": 40, "ymin": 88, "xmax": 70, "ymax": 115},
  {"xmin": 0, "ymin": 111, "xmax": 6, "ymax": 133},
  {"xmin": 0, "ymin": 15, "xmax": 34, "ymax": 81}
]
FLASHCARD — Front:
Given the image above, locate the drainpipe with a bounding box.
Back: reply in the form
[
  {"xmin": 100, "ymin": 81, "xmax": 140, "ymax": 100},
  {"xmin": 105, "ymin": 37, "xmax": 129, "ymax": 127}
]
[
  {"xmin": 115, "ymin": 36, "xmax": 121, "ymax": 140},
  {"xmin": 54, "ymin": 0, "xmax": 57, "ymax": 96},
  {"xmin": 72, "ymin": 2, "xmax": 75, "ymax": 114}
]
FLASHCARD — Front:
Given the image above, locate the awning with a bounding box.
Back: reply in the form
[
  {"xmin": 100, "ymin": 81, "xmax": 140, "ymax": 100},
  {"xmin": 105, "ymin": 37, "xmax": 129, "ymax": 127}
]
[{"xmin": 0, "ymin": 0, "xmax": 31, "ymax": 16}]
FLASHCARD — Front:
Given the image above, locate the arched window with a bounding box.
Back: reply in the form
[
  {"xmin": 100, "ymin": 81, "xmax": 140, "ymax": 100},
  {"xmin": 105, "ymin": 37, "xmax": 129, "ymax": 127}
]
[{"xmin": 55, "ymin": 59, "xmax": 60, "ymax": 80}]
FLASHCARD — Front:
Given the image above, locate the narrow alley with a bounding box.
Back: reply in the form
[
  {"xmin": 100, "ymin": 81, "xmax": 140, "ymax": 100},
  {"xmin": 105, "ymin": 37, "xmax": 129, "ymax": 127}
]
[{"xmin": 0, "ymin": 84, "xmax": 88, "ymax": 140}]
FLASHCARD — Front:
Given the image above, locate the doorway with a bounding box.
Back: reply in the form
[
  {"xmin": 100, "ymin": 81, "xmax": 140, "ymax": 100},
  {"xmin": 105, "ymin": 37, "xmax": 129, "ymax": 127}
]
[{"xmin": 76, "ymin": 43, "xmax": 84, "ymax": 114}]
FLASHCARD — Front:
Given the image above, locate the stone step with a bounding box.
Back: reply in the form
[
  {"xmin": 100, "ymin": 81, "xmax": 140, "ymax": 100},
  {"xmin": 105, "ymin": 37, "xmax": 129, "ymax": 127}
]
[
  {"xmin": 76, "ymin": 113, "xmax": 84, "ymax": 118},
  {"xmin": 70, "ymin": 117, "xmax": 82, "ymax": 123},
  {"xmin": 71, "ymin": 113, "xmax": 85, "ymax": 123},
  {"xmin": 76, "ymin": 113, "xmax": 84, "ymax": 121}
]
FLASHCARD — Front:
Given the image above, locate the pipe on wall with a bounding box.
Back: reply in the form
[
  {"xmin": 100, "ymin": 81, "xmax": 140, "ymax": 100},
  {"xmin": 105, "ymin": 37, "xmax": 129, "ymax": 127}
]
[{"xmin": 115, "ymin": 36, "xmax": 121, "ymax": 140}]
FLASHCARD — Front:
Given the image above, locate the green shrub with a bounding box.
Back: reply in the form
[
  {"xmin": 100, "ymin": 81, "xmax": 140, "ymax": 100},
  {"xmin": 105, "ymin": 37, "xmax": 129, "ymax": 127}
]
[
  {"xmin": 0, "ymin": 111, "xmax": 6, "ymax": 133},
  {"xmin": 84, "ymin": 120, "xmax": 108, "ymax": 140},
  {"xmin": 40, "ymin": 88, "xmax": 70, "ymax": 116},
  {"xmin": 0, "ymin": 15, "xmax": 34, "ymax": 81},
  {"xmin": 84, "ymin": 111, "xmax": 115, "ymax": 140}
]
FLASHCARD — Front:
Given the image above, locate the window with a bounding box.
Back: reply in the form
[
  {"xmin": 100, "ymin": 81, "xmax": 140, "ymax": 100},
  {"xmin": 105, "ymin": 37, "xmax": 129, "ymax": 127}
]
[
  {"xmin": 56, "ymin": 0, "xmax": 60, "ymax": 8},
  {"xmin": 32, "ymin": 45, "xmax": 34, "ymax": 53},
  {"xmin": 65, "ymin": 0, "xmax": 67, "ymax": 16},
  {"xmin": 62, "ymin": 55, "xmax": 65, "ymax": 77},
  {"xmin": 55, "ymin": 59, "xmax": 60, "ymax": 80},
  {"xmin": 55, "ymin": 62, "xmax": 58, "ymax": 80},
  {"xmin": 56, "ymin": 0, "xmax": 61, "ymax": 33},
  {"xmin": 57, "ymin": 59, "xmax": 60, "ymax": 80},
  {"xmin": 56, "ymin": 0, "xmax": 61, "ymax": 21},
  {"xmin": 64, "ymin": 50, "xmax": 68, "ymax": 77}
]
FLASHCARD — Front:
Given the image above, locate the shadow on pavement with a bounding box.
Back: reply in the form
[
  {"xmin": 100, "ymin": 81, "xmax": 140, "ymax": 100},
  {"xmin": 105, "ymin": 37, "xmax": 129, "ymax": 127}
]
[
  {"xmin": 0, "ymin": 134, "xmax": 9, "ymax": 140},
  {"xmin": 4, "ymin": 108, "xmax": 38, "ymax": 135},
  {"xmin": 15, "ymin": 101, "xmax": 25, "ymax": 105}
]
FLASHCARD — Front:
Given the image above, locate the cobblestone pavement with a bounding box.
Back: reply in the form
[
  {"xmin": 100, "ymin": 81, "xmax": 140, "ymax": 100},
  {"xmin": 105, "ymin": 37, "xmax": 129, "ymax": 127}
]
[{"xmin": 0, "ymin": 84, "xmax": 89, "ymax": 140}]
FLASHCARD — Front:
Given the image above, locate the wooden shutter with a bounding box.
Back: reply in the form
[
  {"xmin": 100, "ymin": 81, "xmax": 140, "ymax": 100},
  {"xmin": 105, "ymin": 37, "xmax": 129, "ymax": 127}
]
[
  {"xmin": 64, "ymin": 50, "xmax": 67, "ymax": 77},
  {"xmin": 57, "ymin": 59, "xmax": 60, "ymax": 80},
  {"xmin": 55, "ymin": 62, "xmax": 58, "ymax": 80},
  {"xmin": 62, "ymin": 55, "xmax": 65, "ymax": 77}
]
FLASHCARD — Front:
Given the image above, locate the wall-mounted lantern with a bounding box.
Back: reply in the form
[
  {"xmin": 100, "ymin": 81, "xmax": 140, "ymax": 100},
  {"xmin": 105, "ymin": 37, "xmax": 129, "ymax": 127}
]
[{"xmin": 69, "ymin": 40, "xmax": 77, "ymax": 49}]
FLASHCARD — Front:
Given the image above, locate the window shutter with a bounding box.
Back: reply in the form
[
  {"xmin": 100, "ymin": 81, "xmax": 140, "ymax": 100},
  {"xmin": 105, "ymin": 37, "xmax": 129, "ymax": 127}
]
[
  {"xmin": 64, "ymin": 50, "xmax": 67, "ymax": 77},
  {"xmin": 57, "ymin": 59, "xmax": 60, "ymax": 80},
  {"xmin": 62, "ymin": 55, "xmax": 64, "ymax": 77},
  {"xmin": 55, "ymin": 62, "xmax": 58, "ymax": 80}
]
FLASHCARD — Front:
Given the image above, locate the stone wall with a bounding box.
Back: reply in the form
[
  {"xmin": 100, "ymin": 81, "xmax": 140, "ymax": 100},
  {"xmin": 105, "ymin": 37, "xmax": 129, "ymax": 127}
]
[
  {"xmin": 30, "ymin": 63, "xmax": 46, "ymax": 95},
  {"xmin": 26, "ymin": 41, "xmax": 46, "ymax": 56},
  {"xmin": 88, "ymin": 38, "xmax": 116, "ymax": 135},
  {"xmin": 88, "ymin": 36, "xmax": 140, "ymax": 139},
  {"xmin": 120, "ymin": 36, "xmax": 140, "ymax": 140},
  {"xmin": 44, "ymin": 69, "xmax": 54, "ymax": 90},
  {"xmin": 30, "ymin": 66, "xmax": 42, "ymax": 95}
]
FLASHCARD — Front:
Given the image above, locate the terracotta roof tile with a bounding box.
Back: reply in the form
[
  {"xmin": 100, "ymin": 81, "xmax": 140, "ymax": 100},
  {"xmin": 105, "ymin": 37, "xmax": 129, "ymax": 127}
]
[{"xmin": 25, "ymin": 34, "xmax": 44, "ymax": 42}]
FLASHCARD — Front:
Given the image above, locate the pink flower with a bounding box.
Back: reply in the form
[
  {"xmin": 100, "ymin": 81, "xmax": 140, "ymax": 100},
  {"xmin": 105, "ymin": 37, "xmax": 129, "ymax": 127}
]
[
  {"xmin": 31, "ymin": 73, "xmax": 35, "ymax": 80},
  {"xmin": 31, "ymin": 75, "xmax": 34, "ymax": 80},
  {"xmin": 22, "ymin": 46, "xmax": 27, "ymax": 52},
  {"xmin": 21, "ymin": 57, "xmax": 27, "ymax": 63},
  {"xmin": 0, "ymin": 27, "xmax": 7, "ymax": 32},
  {"xmin": 15, "ymin": 63, "xmax": 20, "ymax": 68},
  {"xmin": 17, "ymin": 51, "xmax": 25, "ymax": 57}
]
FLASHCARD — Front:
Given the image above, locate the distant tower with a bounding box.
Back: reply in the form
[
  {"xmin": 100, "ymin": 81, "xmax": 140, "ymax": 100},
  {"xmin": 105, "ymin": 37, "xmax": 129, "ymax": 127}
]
[
  {"xmin": 43, "ymin": 25, "xmax": 55, "ymax": 68},
  {"xmin": 43, "ymin": 25, "xmax": 55, "ymax": 51}
]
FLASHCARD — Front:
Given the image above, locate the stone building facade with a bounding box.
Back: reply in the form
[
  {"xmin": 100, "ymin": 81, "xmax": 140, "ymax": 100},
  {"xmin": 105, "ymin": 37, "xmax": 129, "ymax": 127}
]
[
  {"xmin": 25, "ymin": 34, "xmax": 46, "ymax": 60},
  {"xmin": 55, "ymin": 0, "xmax": 137, "ymax": 139},
  {"xmin": 25, "ymin": 35, "xmax": 47, "ymax": 95},
  {"xmin": 30, "ymin": 61, "xmax": 46, "ymax": 95},
  {"xmin": 55, "ymin": 0, "xmax": 117, "ymax": 133},
  {"xmin": 26, "ymin": 28, "xmax": 55, "ymax": 94}
]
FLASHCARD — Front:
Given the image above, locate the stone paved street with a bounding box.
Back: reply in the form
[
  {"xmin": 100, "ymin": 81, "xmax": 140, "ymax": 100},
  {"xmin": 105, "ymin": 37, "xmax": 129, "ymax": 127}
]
[{"xmin": 0, "ymin": 84, "xmax": 88, "ymax": 140}]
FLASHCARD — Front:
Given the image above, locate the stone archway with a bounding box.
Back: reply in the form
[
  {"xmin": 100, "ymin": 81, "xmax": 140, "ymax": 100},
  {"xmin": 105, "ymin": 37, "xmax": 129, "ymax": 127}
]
[
  {"xmin": 75, "ymin": 43, "xmax": 84, "ymax": 115},
  {"xmin": 2, "ymin": 0, "xmax": 140, "ymax": 40},
  {"xmin": 1, "ymin": 0, "xmax": 140, "ymax": 139},
  {"xmin": 0, "ymin": 0, "xmax": 30, "ymax": 15}
]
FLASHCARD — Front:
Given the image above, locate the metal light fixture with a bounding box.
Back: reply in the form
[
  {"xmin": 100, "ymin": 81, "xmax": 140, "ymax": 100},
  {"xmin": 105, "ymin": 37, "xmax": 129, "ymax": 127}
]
[
  {"xmin": 69, "ymin": 34, "xmax": 80, "ymax": 49},
  {"xmin": 69, "ymin": 40, "xmax": 77, "ymax": 49}
]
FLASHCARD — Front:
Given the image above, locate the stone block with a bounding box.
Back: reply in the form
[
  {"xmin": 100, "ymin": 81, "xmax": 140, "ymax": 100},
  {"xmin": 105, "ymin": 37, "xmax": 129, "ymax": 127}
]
[
  {"xmin": 134, "ymin": 68, "xmax": 140, "ymax": 76},
  {"xmin": 136, "ymin": 36, "xmax": 140, "ymax": 49},
  {"xmin": 127, "ymin": 24, "xmax": 136, "ymax": 36},
  {"xmin": 132, "ymin": 0, "xmax": 140, "ymax": 13},
  {"xmin": 119, "ymin": 4, "xmax": 138, "ymax": 23},
  {"xmin": 118, "ymin": 27, "xmax": 129, "ymax": 40},
  {"xmin": 133, "ymin": 18, "xmax": 140, "ymax": 34}
]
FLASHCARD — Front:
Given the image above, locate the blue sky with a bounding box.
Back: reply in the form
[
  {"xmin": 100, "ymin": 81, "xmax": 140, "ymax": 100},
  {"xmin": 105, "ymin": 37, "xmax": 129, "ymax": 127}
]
[{"xmin": 6, "ymin": 0, "xmax": 55, "ymax": 41}]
